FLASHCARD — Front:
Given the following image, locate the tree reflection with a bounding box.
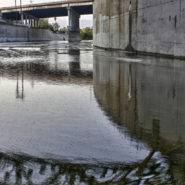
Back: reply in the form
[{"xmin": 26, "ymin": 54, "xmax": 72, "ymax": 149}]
[{"xmin": 0, "ymin": 151, "xmax": 173, "ymax": 184}]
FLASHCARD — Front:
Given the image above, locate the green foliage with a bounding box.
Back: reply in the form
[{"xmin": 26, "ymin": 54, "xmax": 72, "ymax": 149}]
[
  {"xmin": 39, "ymin": 19, "xmax": 55, "ymax": 32},
  {"xmin": 80, "ymin": 27, "xmax": 93, "ymax": 40},
  {"xmin": 58, "ymin": 27, "xmax": 68, "ymax": 34},
  {"xmin": 39, "ymin": 21, "xmax": 93, "ymax": 39}
]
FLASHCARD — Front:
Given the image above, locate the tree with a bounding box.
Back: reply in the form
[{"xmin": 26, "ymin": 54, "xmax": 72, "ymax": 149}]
[
  {"xmin": 80, "ymin": 27, "xmax": 93, "ymax": 40},
  {"xmin": 58, "ymin": 27, "xmax": 68, "ymax": 34},
  {"xmin": 39, "ymin": 19, "xmax": 55, "ymax": 32}
]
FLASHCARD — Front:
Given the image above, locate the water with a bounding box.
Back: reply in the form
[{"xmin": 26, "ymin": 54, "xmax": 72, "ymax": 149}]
[{"xmin": 0, "ymin": 41, "xmax": 184, "ymax": 184}]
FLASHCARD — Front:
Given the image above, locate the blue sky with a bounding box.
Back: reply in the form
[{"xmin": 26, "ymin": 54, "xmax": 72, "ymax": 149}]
[{"xmin": 0, "ymin": 0, "xmax": 93, "ymax": 28}]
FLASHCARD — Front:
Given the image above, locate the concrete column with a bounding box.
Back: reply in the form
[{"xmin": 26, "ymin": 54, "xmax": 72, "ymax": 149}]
[
  {"xmin": 28, "ymin": 18, "xmax": 31, "ymax": 27},
  {"xmin": 30, "ymin": 19, "xmax": 33, "ymax": 27},
  {"xmin": 33, "ymin": 19, "xmax": 36, "ymax": 28},
  {"xmin": 67, "ymin": 7, "xmax": 81, "ymax": 42},
  {"xmin": 20, "ymin": 12, "xmax": 24, "ymax": 24},
  {"xmin": 0, "ymin": 11, "xmax": 2, "ymax": 19},
  {"xmin": 36, "ymin": 20, "xmax": 39, "ymax": 28},
  {"xmin": 25, "ymin": 16, "xmax": 28, "ymax": 25}
]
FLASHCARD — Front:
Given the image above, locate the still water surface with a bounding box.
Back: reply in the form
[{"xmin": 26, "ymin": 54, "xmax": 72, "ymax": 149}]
[{"xmin": 0, "ymin": 41, "xmax": 184, "ymax": 184}]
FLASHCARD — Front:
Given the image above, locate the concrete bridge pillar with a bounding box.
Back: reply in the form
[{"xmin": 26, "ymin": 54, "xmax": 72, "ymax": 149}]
[
  {"xmin": 33, "ymin": 19, "xmax": 36, "ymax": 28},
  {"xmin": 25, "ymin": 16, "xmax": 28, "ymax": 25},
  {"xmin": 67, "ymin": 7, "xmax": 81, "ymax": 42},
  {"xmin": 31, "ymin": 19, "xmax": 33, "ymax": 27},
  {"xmin": 28, "ymin": 19, "xmax": 31, "ymax": 27},
  {"xmin": 20, "ymin": 12, "xmax": 24, "ymax": 24},
  {"xmin": 0, "ymin": 11, "xmax": 2, "ymax": 19},
  {"xmin": 18, "ymin": 12, "xmax": 39, "ymax": 28}
]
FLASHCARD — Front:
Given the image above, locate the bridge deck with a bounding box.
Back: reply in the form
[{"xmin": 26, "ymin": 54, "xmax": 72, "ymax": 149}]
[{"xmin": 1, "ymin": 0, "xmax": 93, "ymax": 20}]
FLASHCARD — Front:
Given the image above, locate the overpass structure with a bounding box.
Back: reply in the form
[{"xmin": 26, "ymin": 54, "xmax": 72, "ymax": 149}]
[{"xmin": 0, "ymin": 0, "xmax": 93, "ymax": 42}]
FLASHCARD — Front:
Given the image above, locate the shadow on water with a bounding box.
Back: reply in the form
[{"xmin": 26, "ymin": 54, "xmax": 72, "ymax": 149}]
[
  {"xmin": 0, "ymin": 42, "xmax": 184, "ymax": 184},
  {"xmin": 0, "ymin": 150, "xmax": 173, "ymax": 185}
]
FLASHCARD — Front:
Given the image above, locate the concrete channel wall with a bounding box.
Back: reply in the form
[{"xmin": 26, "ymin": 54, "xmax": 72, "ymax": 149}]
[
  {"xmin": 0, "ymin": 23, "xmax": 63, "ymax": 42},
  {"xmin": 93, "ymin": 0, "xmax": 185, "ymax": 58}
]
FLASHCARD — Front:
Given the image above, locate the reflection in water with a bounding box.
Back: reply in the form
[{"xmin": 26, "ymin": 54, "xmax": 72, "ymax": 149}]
[
  {"xmin": 16, "ymin": 68, "xmax": 24, "ymax": 100},
  {"xmin": 0, "ymin": 42, "xmax": 184, "ymax": 184},
  {"xmin": 0, "ymin": 151, "xmax": 172, "ymax": 184},
  {"xmin": 94, "ymin": 49, "xmax": 185, "ymax": 184}
]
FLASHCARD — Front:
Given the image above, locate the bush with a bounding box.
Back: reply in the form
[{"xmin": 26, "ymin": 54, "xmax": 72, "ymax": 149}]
[
  {"xmin": 39, "ymin": 19, "xmax": 55, "ymax": 32},
  {"xmin": 80, "ymin": 27, "xmax": 93, "ymax": 40},
  {"xmin": 58, "ymin": 27, "xmax": 68, "ymax": 34}
]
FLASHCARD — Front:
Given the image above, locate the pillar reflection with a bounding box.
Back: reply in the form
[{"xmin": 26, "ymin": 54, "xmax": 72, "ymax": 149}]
[
  {"xmin": 93, "ymin": 51, "xmax": 185, "ymax": 184},
  {"xmin": 16, "ymin": 67, "xmax": 24, "ymax": 100}
]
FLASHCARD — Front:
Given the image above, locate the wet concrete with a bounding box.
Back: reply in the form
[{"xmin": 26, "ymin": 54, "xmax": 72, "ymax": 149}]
[{"xmin": 0, "ymin": 41, "xmax": 184, "ymax": 184}]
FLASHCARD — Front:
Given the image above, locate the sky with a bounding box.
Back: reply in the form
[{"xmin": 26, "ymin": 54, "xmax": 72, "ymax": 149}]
[{"xmin": 0, "ymin": 0, "xmax": 93, "ymax": 28}]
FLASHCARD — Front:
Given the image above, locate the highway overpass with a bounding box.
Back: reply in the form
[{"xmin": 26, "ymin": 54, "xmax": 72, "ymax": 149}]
[
  {"xmin": 0, "ymin": 0, "xmax": 93, "ymax": 20},
  {"xmin": 0, "ymin": 0, "xmax": 93, "ymax": 42}
]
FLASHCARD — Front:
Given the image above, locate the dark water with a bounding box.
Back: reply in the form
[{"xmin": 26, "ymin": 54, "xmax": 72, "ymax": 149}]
[{"xmin": 0, "ymin": 41, "xmax": 184, "ymax": 184}]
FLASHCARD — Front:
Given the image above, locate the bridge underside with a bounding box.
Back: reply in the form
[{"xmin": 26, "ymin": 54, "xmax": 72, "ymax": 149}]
[
  {"xmin": 1, "ymin": 1, "xmax": 93, "ymax": 42},
  {"xmin": 2, "ymin": 5, "xmax": 92, "ymax": 20}
]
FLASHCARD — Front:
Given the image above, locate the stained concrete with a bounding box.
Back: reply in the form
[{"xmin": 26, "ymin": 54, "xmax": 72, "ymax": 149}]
[
  {"xmin": 93, "ymin": 0, "xmax": 185, "ymax": 58},
  {"xmin": 0, "ymin": 24, "xmax": 62, "ymax": 42}
]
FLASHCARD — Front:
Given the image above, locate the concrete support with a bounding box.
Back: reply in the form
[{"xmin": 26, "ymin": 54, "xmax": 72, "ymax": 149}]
[
  {"xmin": 31, "ymin": 19, "xmax": 33, "ymax": 27},
  {"xmin": 25, "ymin": 16, "xmax": 28, "ymax": 25},
  {"xmin": 0, "ymin": 11, "xmax": 2, "ymax": 19},
  {"xmin": 18, "ymin": 12, "xmax": 39, "ymax": 28},
  {"xmin": 33, "ymin": 19, "xmax": 36, "ymax": 28},
  {"xmin": 67, "ymin": 7, "xmax": 81, "ymax": 42},
  {"xmin": 93, "ymin": 0, "xmax": 185, "ymax": 58},
  {"xmin": 29, "ymin": 19, "xmax": 31, "ymax": 27},
  {"xmin": 0, "ymin": 11, "xmax": 5, "ymax": 23},
  {"xmin": 20, "ymin": 12, "xmax": 24, "ymax": 24},
  {"xmin": 36, "ymin": 20, "xmax": 39, "ymax": 28}
]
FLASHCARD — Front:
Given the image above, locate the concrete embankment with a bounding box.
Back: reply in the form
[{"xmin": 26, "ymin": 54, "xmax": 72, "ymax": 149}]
[
  {"xmin": 93, "ymin": 0, "xmax": 185, "ymax": 58},
  {"xmin": 0, "ymin": 23, "xmax": 63, "ymax": 42}
]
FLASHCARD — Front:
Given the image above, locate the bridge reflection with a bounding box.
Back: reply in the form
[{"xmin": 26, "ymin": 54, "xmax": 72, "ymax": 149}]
[{"xmin": 0, "ymin": 47, "xmax": 92, "ymax": 101}]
